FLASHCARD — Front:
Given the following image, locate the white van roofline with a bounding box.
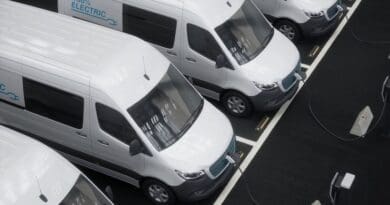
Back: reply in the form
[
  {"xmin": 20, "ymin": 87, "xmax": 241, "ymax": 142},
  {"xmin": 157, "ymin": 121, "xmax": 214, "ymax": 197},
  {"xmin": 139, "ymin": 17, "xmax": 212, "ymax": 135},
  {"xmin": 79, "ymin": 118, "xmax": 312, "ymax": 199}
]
[
  {"xmin": 120, "ymin": 0, "xmax": 245, "ymax": 28},
  {"xmin": 0, "ymin": 0, "xmax": 170, "ymax": 109},
  {"xmin": 0, "ymin": 125, "xmax": 79, "ymax": 205}
]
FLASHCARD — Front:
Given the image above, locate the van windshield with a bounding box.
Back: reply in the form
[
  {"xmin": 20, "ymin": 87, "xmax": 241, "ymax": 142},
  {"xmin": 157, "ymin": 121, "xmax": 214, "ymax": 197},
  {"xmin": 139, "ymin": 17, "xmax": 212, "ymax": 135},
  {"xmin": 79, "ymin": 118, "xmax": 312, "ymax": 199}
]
[
  {"xmin": 128, "ymin": 65, "xmax": 203, "ymax": 151},
  {"xmin": 60, "ymin": 175, "xmax": 112, "ymax": 205},
  {"xmin": 215, "ymin": 0, "xmax": 274, "ymax": 65}
]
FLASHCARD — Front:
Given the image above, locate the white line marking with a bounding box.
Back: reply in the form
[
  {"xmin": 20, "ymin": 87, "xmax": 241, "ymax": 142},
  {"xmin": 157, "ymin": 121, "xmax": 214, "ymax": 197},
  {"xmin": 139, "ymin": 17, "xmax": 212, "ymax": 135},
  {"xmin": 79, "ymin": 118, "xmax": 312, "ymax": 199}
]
[
  {"xmin": 214, "ymin": 0, "xmax": 362, "ymax": 204},
  {"xmin": 236, "ymin": 136, "xmax": 256, "ymax": 146},
  {"xmin": 301, "ymin": 64, "xmax": 311, "ymax": 69}
]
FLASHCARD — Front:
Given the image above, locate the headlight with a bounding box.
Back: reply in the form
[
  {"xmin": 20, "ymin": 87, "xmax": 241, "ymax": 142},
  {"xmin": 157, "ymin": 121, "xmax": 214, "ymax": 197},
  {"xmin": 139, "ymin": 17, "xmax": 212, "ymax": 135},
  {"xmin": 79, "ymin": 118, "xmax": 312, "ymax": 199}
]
[
  {"xmin": 175, "ymin": 170, "xmax": 205, "ymax": 180},
  {"xmin": 253, "ymin": 81, "xmax": 278, "ymax": 90},
  {"xmin": 303, "ymin": 10, "xmax": 324, "ymax": 18}
]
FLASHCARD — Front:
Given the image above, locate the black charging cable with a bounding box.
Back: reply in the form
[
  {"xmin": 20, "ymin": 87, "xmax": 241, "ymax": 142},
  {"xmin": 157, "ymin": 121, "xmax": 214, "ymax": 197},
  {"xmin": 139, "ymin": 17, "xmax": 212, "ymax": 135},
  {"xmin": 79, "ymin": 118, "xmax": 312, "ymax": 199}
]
[
  {"xmin": 307, "ymin": 76, "xmax": 389, "ymax": 141},
  {"xmin": 343, "ymin": 4, "xmax": 390, "ymax": 45},
  {"xmin": 226, "ymin": 154, "xmax": 260, "ymax": 205}
]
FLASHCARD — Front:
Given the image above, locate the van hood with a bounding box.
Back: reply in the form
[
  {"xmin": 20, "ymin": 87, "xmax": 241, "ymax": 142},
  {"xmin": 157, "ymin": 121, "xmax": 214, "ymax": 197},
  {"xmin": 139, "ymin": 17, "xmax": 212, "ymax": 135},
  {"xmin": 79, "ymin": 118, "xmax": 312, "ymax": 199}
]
[
  {"xmin": 159, "ymin": 100, "xmax": 234, "ymax": 173},
  {"xmin": 241, "ymin": 30, "xmax": 300, "ymax": 85},
  {"xmin": 292, "ymin": 0, "xmax": 337, "ymax": 12}
]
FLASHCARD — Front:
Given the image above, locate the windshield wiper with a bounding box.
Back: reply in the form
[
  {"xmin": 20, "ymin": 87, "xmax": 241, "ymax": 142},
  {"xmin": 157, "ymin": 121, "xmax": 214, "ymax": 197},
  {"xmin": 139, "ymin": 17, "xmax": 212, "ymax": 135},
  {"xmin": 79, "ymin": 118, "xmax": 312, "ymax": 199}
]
[{"xmin": 177, "ymin": 99, "xmax": 204, "ymax": 137}]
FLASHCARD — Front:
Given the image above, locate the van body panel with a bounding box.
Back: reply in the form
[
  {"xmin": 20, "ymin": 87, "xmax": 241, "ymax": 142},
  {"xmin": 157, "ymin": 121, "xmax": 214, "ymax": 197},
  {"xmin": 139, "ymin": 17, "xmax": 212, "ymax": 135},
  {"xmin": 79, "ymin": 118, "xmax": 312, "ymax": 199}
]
[
  {"xmin": 0, "ymin": 126, "xmax": 76, "ymax": 205},
  {"xmin": 159, "ymin": 101, "xmax": 234, "ymax": 173},
  {"xmin": 241, "ymin": 31, "xmax": 300, "ymax": 87}
]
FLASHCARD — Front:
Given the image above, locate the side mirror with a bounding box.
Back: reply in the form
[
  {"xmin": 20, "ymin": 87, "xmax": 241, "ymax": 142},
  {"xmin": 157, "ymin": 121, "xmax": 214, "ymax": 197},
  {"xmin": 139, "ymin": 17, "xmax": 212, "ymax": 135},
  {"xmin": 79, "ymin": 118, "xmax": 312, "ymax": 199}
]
[
  {"xmin": 129, "ymin": 139, "xmax": 143, "ymax": 156},
  {"xmin": 104, "ymin": 185, "xmax": 114, "ymax": 202},
  {"xmin": 215, "ymin": 54, "xmax": 227, "ymax": 69}
]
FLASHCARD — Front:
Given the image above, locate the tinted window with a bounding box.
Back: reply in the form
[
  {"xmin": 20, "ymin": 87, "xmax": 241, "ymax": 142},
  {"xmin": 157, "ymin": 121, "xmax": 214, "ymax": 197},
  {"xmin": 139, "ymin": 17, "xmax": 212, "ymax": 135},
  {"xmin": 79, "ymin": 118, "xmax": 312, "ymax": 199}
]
[
  {"xmin": 96, "ymin": 103, "xmax": 136, "ymax": 145},
  {"xmin": 12, "ymin": 0, "xmax": 58, "ymax": 12},
  {"xmin": 23, "ymin": 78, "xmax": 84, "ymax": 129},
  {"xmin": 187, "ymin": 24, "xmax": 223, "ymax": 61},
  {"xmin": 123, "ymin": 5, "xmax": 176, "ymax": 48}
]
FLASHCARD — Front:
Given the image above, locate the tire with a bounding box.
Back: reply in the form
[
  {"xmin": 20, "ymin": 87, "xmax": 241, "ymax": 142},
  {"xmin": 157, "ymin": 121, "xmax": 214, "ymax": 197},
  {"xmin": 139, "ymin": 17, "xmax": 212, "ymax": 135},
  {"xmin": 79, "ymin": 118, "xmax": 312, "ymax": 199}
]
[
  {"xmin": 222, "ymin": 91, "xmax": 253, "ymax": 117},
  {"xmin": 274, "ymin": 20, "xmax": 301, "ymax": 42},
  {"xmin": 142, "ymin": 179, "xmax": 176, "ymax": 205}
]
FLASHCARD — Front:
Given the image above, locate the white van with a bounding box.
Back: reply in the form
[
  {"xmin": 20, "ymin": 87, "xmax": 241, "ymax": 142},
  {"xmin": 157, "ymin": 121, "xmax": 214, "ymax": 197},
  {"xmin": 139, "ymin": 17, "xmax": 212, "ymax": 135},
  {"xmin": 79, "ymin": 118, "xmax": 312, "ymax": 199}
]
[
  {"xmin": 0, "ymin": 125, "xmax": 114, "ymax": 205},
  {"xmin": 13, "ymin": 0, "xmax": 306, "ymax": 117},
  {"xmin": 0, "ymin": 1, "xmax": 239, "ymax": 204},
  {"xmin": 253, "ymin": 0, "xmax": 345, "ymax": 41}
]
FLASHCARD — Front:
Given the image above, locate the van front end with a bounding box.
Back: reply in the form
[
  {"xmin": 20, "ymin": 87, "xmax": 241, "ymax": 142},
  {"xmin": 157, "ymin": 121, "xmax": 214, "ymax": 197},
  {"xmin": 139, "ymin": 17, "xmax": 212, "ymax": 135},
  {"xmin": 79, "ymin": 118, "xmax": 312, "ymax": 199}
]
[
  {"xmin": 299, "ymin": 1, "xmax": 345, "ymax": 37},
  {"xmin": 172, "ymin": 137, "xmax": 240, "ymax": 202},
  {"xmin": 151, "ymin": 100, "xmax": 240, "ymax": 203}
]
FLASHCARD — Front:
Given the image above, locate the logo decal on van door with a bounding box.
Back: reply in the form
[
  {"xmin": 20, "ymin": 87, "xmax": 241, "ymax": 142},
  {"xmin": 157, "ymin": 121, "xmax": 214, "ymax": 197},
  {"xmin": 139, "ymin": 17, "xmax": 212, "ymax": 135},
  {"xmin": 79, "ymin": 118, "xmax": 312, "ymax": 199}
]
[
  {"xmin": 0, "ymin": 83, "xmax": 19, "ymax": 101},
  {"xmin": 71, "ymin": 0, "xmax": 117, "ymax": 26}
]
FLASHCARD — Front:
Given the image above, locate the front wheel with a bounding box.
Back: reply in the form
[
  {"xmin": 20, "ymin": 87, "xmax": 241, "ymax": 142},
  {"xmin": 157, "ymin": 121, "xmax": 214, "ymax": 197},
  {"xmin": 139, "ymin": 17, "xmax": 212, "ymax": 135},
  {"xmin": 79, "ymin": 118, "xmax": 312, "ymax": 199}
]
[
  {"xmin": 222, "ymin": 91, "xmax": 253, "ymax": 117},
  {"xmin": 275, "ymin": 20, "xmax": 301, "ymax": 42},
  {"xmin": 142, "ymin": 179, "xmax": 176, "ymax": 205}
]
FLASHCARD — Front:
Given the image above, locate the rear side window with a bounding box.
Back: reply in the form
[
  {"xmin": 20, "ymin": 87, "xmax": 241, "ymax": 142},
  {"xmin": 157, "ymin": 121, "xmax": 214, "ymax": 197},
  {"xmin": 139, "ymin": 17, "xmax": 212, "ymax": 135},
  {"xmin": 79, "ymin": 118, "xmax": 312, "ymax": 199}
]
[
  {"xmin": 12, "ymin": 0, "xmax": 58, "ymax": 12},
  {"xmin": 96, "ymin": 103, "xmax": 136, "ymax": 145},
  {"xmin": 23, "ymin": 78, "xmax": 84, "ymax": 129},
  {"xmin": 187, "ymin": 24, "xmax": 223, "ymax": 61},
  {"xmin": 123, "ymin": 5, "xmax": 176, "ymax": 48}
]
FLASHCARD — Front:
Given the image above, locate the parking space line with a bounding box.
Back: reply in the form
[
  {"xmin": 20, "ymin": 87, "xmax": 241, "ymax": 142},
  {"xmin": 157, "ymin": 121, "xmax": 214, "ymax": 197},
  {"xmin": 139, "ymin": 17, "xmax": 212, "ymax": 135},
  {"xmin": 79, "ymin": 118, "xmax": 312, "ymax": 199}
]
[
  {"xmin": 301, "ymin": 63, "xmax": 311, "ymax": 70},
  {"xmin": 214, "ymin": 0, "xmax": 362, "ymax": 204},
  {"xmin": 236, "ymin": 136, "xmax": 256, "ymax": 147}
]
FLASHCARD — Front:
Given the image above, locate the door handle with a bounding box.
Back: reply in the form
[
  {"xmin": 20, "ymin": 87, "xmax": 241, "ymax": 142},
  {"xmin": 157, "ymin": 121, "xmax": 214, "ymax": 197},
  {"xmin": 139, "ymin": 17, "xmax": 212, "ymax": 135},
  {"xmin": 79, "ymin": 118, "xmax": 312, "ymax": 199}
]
[
  {"xmin": 97, "ymin": 139, "xmax": 109, "ymax": 146},
  {"xmin": 166, "ymin": 50, "xmax": 177, "ymax": 56},
  {"xmin": 76, "ymin": 131, "xmax": 87, "ymax": 138},
  {"xmin": 185, "ymin": 57, "xmax": 197, "ymax": 63}
]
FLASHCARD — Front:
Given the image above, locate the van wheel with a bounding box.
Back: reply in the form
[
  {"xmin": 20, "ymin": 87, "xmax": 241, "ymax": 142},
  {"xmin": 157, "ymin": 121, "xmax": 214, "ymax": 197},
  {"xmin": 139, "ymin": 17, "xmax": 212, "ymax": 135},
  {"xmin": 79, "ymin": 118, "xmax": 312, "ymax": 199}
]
[
  {"xmin": 275, "ymin": 20, "xmax": 301, "ymax": 42},
  {"xmin": 142, "ymin": 179, "xmax": 176, "ymax": 205},
  {"xmin": 222, "ymin": 91, "xmax": 252, "ymax": 117}
]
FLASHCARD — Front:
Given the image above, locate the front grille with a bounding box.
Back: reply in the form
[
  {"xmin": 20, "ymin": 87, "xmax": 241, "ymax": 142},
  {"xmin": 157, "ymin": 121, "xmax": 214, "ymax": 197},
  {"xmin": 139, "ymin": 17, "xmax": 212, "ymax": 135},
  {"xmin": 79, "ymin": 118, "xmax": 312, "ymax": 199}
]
[
  {"xmin": 281, "ymin": 63, "xmax": 300, "ymax": 91},
  {"xmin": 327, "ymin": 3, "xmax": 339, "ymax": 20},
  {"xmin": 209, "ymin": 138, "xmax": 236, "ymax": 177}
]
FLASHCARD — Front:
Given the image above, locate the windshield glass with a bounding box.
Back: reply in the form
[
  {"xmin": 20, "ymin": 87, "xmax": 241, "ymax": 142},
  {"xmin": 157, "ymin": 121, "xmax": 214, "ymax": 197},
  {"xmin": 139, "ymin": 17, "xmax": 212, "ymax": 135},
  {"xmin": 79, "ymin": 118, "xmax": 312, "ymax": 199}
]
[
  {"xmin": 60, "ymin": 175, "xmax": 112, "ymax": 205},
  {"xmin": 128, "ymin": 65, "xmax": 203, "ymax": 151},
  {"xmin": 216, "ymin": 0, "xmax": 274, "ymax": 65}
]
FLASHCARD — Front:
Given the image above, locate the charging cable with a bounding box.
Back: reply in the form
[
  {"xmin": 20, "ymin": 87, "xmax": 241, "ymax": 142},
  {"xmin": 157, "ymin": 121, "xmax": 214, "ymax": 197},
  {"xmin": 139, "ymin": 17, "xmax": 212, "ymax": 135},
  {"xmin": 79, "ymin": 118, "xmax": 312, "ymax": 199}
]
[
  {"xmin": 329, "ymin": 172, "xmax": 339, "ymax": 205},
  {"xmin": 308, "ymin": 76, "xmax": 389, "ymax": 141},
  {"xmin": 343, "ymin": 4, "xmax": 390, "ymax": 45},
  {"xmin": 226, "ymin": 154, "xmax": 260, "ymax": 205}
]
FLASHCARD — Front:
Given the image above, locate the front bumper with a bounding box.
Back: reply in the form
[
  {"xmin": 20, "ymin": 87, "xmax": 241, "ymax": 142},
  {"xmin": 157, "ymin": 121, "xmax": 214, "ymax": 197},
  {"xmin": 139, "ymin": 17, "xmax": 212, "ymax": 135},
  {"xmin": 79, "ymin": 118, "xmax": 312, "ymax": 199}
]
[
  {"xmin": 300, "ymin": 5, "xmax": 346, "ymax": 37},
  {"xmin": 250, "ymin": 82, "xmax": 299, "ymax": 112},
  {"xmin": 172, "ymin": 153, "xmax": 241, "ymax": 202},
  {"xmin": 250, "ymin": 66, "xmax": 306, "ymax": 111}
]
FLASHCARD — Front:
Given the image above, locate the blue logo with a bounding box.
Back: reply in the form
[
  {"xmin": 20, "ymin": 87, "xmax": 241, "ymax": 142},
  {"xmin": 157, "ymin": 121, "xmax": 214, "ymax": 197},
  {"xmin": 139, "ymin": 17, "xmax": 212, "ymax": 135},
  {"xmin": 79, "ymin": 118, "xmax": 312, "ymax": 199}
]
[
  {"xmin": 71, "ymin": 0, "xmax": 117, "ymax": 26},
  {"xmin": 0, "ymin": 83, "xmax": 19, "ymax": 101}
]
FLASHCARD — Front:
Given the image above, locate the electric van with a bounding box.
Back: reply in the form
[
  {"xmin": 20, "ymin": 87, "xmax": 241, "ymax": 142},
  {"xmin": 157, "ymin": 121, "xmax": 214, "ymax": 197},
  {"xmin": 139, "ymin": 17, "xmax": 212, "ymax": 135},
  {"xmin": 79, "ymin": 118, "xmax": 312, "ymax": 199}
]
[
  {"xmin": 254, "ymin": 0, "xmax": 345, "ymax": 42},
  {"xmin": 0, "ymin": 125, "xmax": 114, "ymax": 205},
  {"xmin": 0, "ymin": 1, "xmax": 239, "ymax": 204},
  {"xmin": 13, "ymin": 0, "xmax": 307, "ymax": 117}
]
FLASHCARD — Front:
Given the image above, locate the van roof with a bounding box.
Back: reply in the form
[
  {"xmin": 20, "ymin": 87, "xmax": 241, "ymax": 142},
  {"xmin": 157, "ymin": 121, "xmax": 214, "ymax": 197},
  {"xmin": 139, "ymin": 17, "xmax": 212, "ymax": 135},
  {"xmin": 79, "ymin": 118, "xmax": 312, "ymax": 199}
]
[
  {"xmin": 0, "ymin": 126, "xmax": 79, "ymax": 205},
  {"xmin": 0, "ymin": 0, "xmax": 170, "ymax": 109},
  {"xmin": 122, "ymin": 0, "xmax": 245, "ymax": 28}
]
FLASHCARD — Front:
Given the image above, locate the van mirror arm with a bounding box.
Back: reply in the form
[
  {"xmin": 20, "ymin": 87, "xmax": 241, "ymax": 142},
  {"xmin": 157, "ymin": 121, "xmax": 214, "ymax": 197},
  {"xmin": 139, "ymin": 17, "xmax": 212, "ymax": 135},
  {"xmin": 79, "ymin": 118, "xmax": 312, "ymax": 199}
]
[{"xmin": 129, "ymin": 139, "xmax": 144, "ymax": 156}]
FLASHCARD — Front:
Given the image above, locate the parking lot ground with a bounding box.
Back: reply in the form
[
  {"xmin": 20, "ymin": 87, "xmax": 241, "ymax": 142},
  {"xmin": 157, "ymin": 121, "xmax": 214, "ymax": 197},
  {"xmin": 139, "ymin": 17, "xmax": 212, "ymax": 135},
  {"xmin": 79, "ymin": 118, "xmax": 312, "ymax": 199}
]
[
  {"xmin": 221, "ymin": 0, "xmax": 390, "ymax": 204},
  {"xmin": 210, "ymin": 100, "xmax": 275, "ymax": 142}
]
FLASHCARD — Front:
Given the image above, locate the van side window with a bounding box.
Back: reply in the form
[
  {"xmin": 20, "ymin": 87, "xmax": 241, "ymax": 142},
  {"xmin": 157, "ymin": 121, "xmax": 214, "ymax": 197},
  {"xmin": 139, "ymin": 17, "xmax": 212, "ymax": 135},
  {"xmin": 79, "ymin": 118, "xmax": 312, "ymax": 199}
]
[
  {"xmin": 187, "ymin": 24, "xmax": 223, "ymax": 61},
  {"xmin": 23, "ymin": 78, "xmax": 84, "ymax": 129},
  {"xmin": 11, "ymin": 0, "xmax": 58, "ymax": 12},
  {"xmin": 123, "ymin": 5, "xmax": 176, "ymax": 48},
  {"xmin": 96, "ymin": 103, "xmax": 136, "ymax": 145}
]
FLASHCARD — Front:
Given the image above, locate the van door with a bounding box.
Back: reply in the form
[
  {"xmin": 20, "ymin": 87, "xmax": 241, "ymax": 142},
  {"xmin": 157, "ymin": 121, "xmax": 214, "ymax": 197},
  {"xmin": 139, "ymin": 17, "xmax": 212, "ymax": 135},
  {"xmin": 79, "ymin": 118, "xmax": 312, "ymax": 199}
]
[
  {"xmin": 90, "ymin": 102, "xmax": 145, "ymax": 181},
  {"xmin": 122, "ymin": 4, "xmax": 182, "ymax": 68},
  {"xmin": 5, "ymin": 66, "xmax": 91, "ymax": 155},
  {"xmin": 58, "ymin": 0, "xmax": 123, "ymax": 31},
  {"xmin": 181, "ymin": 22, "xmax": 227, "ymax": 100}
]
